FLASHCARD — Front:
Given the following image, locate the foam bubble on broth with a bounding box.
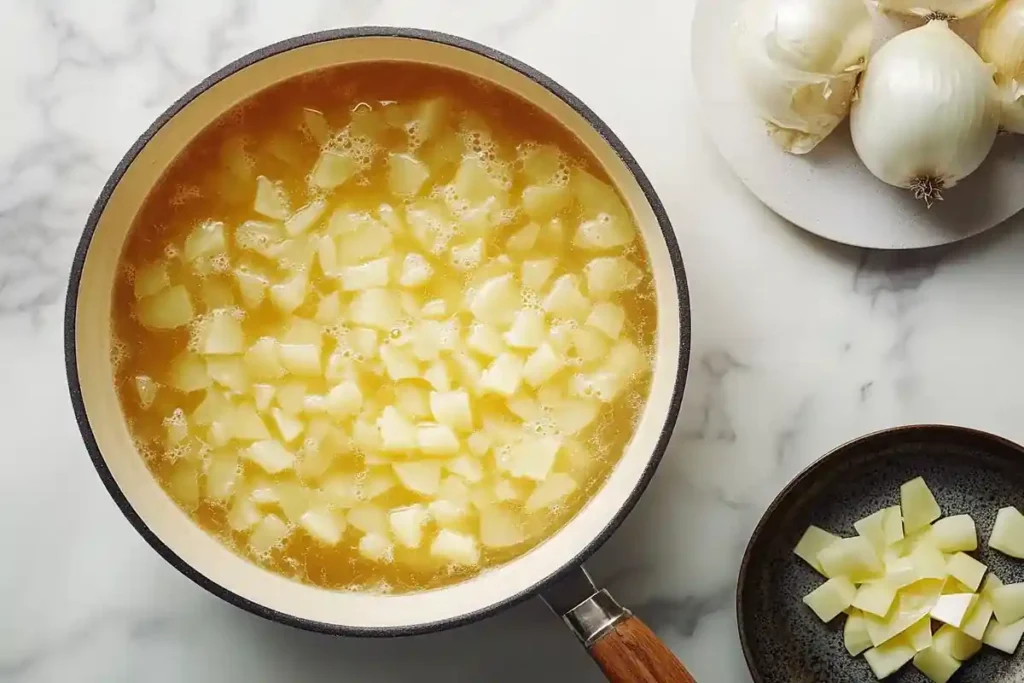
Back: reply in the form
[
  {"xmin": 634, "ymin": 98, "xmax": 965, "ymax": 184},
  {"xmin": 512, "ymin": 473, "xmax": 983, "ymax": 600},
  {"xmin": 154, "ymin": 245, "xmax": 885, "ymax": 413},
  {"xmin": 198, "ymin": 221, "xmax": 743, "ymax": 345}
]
[{"xmin": 111, "ymin": 62, "xmax": 657, "ymax": 594}]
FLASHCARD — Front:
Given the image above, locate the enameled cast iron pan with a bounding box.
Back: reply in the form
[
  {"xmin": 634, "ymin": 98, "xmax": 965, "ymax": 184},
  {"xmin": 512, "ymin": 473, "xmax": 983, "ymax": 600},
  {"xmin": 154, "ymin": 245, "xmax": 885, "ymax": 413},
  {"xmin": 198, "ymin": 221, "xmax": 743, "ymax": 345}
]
[{"xmin": 64, "ymin": 27, "xmax": 693, "ymax": 682}]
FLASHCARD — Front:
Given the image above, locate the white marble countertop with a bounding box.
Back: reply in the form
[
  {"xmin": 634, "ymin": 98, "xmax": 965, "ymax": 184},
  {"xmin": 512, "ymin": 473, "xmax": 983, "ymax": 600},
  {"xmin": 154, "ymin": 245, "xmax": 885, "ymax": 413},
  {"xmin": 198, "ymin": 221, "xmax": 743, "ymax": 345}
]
[{"xmin": 4, "ymin": 1, "xmax": 1024, "ymax": 681}]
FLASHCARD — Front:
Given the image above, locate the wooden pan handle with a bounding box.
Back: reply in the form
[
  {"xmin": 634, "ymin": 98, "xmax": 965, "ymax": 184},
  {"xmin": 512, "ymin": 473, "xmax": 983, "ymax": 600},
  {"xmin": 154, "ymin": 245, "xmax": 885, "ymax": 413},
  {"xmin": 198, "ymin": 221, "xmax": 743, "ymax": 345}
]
[
  {"xmin": 541, "ymin": 567, "xmax": 695, "ymax": 683},
  {"xmin": 588, "ymin": 614, "xmax": 696, "ymax": 683}
]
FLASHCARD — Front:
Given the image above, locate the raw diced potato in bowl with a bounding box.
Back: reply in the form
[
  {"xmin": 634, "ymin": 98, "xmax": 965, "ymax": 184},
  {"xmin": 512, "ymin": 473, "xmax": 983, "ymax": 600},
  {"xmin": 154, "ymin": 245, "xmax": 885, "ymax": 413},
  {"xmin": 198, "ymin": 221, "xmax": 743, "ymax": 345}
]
[{"xmin": 65, "ymin": 28, "xmax": 688, "ymax": 659}]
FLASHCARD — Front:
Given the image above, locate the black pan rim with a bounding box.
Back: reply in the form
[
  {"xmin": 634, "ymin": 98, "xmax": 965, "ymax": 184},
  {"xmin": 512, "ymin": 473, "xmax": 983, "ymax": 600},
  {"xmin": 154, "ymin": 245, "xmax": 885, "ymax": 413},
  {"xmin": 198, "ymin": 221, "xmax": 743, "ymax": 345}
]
[
  {"xmin": 736, "ymin": 423, "xmax": 1024, "ymax": 682},
  {"xmin": 63, "ymin": 26, "xmax": 692, "ymax": 638}
]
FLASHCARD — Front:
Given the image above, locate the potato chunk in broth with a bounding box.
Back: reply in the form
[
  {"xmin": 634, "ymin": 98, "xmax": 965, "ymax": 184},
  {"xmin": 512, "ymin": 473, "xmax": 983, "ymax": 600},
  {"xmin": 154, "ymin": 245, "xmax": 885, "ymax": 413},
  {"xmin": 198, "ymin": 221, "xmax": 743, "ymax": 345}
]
[{"xmin": 112, "ymin": 63, "xmax": 656, "ymax": 593}]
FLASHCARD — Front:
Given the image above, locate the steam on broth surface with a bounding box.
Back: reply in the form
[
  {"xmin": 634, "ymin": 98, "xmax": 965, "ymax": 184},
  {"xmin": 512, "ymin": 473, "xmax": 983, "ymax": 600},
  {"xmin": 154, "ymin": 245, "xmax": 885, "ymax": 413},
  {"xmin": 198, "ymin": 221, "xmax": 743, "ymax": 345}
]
[{"xmin": 112, "ymin": 62, "xmax": 656, "ymax": 593}]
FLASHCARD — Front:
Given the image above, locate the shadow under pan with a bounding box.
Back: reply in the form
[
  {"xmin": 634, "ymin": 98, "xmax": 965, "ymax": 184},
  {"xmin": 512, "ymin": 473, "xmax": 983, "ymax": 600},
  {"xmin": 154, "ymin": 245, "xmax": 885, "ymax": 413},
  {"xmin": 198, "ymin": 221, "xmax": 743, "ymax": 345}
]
[{"xmin": 738, "ymin": 424, "xmax": 1024, "ymax": 683}]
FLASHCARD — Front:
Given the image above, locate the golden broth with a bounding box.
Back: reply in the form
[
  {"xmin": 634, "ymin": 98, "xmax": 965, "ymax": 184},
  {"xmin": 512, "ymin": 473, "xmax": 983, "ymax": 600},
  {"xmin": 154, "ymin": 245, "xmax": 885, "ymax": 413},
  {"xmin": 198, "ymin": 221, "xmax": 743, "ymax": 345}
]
[{"xmin": 112, "ymin": 62, "xmax": 656, "ymax": 593}]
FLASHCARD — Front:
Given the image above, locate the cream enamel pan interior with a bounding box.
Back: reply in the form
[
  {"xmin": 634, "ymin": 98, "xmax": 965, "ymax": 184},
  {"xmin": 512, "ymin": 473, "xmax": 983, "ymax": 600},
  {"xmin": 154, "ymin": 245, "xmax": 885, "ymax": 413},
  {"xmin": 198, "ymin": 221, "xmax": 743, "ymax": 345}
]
[{"xmin": 66, "ymin": 28, "xmax": 690, "ymax": 635}]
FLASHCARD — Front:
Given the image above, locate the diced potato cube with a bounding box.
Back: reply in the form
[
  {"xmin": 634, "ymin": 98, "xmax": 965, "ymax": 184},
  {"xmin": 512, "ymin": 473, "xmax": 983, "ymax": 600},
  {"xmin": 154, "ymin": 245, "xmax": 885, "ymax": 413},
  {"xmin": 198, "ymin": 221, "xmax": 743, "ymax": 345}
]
[
  {"xmin": 467, "ymin": 323, "xmax": 507, "ymax": 357},
  {"xmin": 549, "ymin": 398, "xmax": 601, "ymax": 435},
  {"xmin": 524, "ymin": 344, "xmax": 564, "ymax": 388},
  {"xmin": 479, "ymin": 505, "xmax": 526, "ymax": 548},
  {"xmin": 393, "ymin": 460, "xmax": 442, "ymax": 496},
  {"xmin": 205, "ymin": 356, "xmax": 248, "ymax": 393},
  {"xmin": 380, "ymin": 344, "xmax": 419, "ymax": 381},
  {"xmin": 279, "ymin": 343, "xmax": 321, "ymax": 376},
  {"xmin": 505, "ymin": 309, "xmax": 546, "ymax": 349},
  {"xmin": 853, "ymin": 581, "xmax": 898, "ymax": 618},
  {"xmin": 909, "ymin": 543, "xmax": 948, "ymax": 581},
  {"xmin": 184, "ymin": 221, "xmax": 227, "ymax": 262},
  {"xmin": 348, "ymin": 504, "xmax": 389, "ymax": 536},
  {"xmin": 946, "ymin": 552, "xmax": 986, "ymax": 592},
  {"xmin": 451, "ymin": 352, "xmax": 483, "ymax": 395},
  {"xmin": 300, "ymin": 507, "xmax": 345, "ymax": 546},
  {"xmin": 585, "ymin": 302, "xmax": 626, "ymax": 340},
  {"xmin": 522, "ymin": 183, "xmax": 570, "ymax": 221},
  {"xmin": 244, "ymin": 337, "xmax": 285, "ymax": 380},
  {"xmin": 249, "ymin": 514, "xmax": 290, "ymax": 555},
  {"xmin": 584, "ymin": 257, "xmax": 643, "ymax": 298},
  {"xmin": 913, "ymin": 646, "xmax": 960, "ymax": 683},
  {"xmin": 409, "ymin": 319, "xmax": 444, "ymax": 362},
  {"xmin": 960, "ymin": 597, "xmax": 993, "ymax": 641},
  {"xmin": 543, "ymin": 275, "xmax": 590, "ymax": 321},
  {"xmin": 467, "ymin": 432, "xmax": 491, "ymax": 457},
  {"xmin": 504, "ymin": 437, "xmax": 560, "ymax": 481},
  {"xmin": 570, "ymin": 327, "xmax": 610, "ymax": 364},
  {"xmin": 931, "ymin": 594, "xmax": 978, "ymax": 628},
  {"xmin": 864, "ymin": 635, "xmax": 916, "ymax": 679},
  {"xmin": 931, "ymin": 515, "xmax": 977, "ymax": 553},
  {"xmin": 358, "ymin": 533, "xmax": 394, "ymax": 562},
  {"xmin": 992, "ymin": 583, "xmax": 1024, "ymax": 624},
  {"xmin": 573, "ymin": 169, "xmax": 633, "ymax": 222},
  {"xmin": 424, "ymin": 362, "xmax": 451, "ymax": 392},
  {"xmin": 284, "ymin": 198, "xmax": 327, "ymax": 236},
  {"xmin": 138, "ymin": 285, "xmax": 194, "ymax": 329},
  {"xmin": 803, "ymin": 576, "xmax": 857, "ymax": 623},
  {"xmin": 388, "ymin": 152, "xmax": 430, "ymax": 196},
  {"xmin": 254, "ymin": 176, "xmax": 289, "ymax": 220},
  {"xmin": 421, "ymin": 298, "xmax": 446, "ymax": 318},
  {"xmin": 452, "ymin": 156, "xmax": 507, "ymax": 208},
  {"xmin": 479, "ymin": 353, "xmax": 525, "ymax": 396},
  {"xmin": 428, "ymin": 499, "xmax": 470, "ymax": 527},
  {"xmin": 235, "ymin": 220, "xmax": 284, "ymax": 256},
  {"xmin": 430, "ymin": 529, "xmax": 480, "ymax": 565},
  {"xmin": 269, "ymin": 272, "xmax": 308, "ymax": 314},
  {"xmin": 906, "ymin": 615, "xmax": 934, "ymax": 652},
  {"xmin": 244, "ymin": 440, "xmax": 295, "ymax": 474},
  {"xmin": 204, "ymin": 450, "xmax": 239, "ymax": 501},
  {"xmin": 855, "ymin": 508, "xmax": 891, "ymax": 553},
  {"xmin": 234, "ymin": 266, "xmax": 269, "ymax": 309},
  {"xmin": 311, "ymin": 150, "xmax": 358, "ymax": 189},
  {"xmin": 450, "ymin": 239, "xmax": 485, "ymax": 271},
  {"xmin": 325, "ymin": 381, "xmax": 362, "ymax": 416},
  {"xmin": 337, "ymin": 223, "xmax": 392, "ymax": 265},
  {"xmin": 339, "ymin": 257, "xmax": 390, "ymax": 291},
  {"xmin": 817, "ymin": 536, "xmax": 883, "ymax": 582},
  {"xmin": 525, "ymin": 473, "xmax": 577, "ymax": 512},
  {"xmin": 271, "ymin": 407, "xmax": 304, "ymax": 443},
  {"xmin": 982, "ymin": 573, "xmax": 1004, "ymax": 600},
  {"xmin": 134, "ymin": 375, "xmax": 158, "ymax": 409},
  {"xmin": 229, "ymin": 403, "xmax": 271, "ymax": 441},
  {"xmin": 377, "ymin": 406, "xmax": 417, "ymax": 452},
  {"xmin": 470, "ymin": 274, "xmax": 520, "ymax": 326},
  {"xmin": 134, "ymin": 262, "xmax": 170, "ymax": 300},
  {"xmin": 845, "ymin": 610, "xmax": 873, "ymax": 656},
  {"xmin": 446, "ymin": 455, "xmax": 484, "ymax": 483},
  {"xmin": 794, "ymin": 526, "xmax": 840, "ymax": 575},
  {"xmin": 522, "ymin": 259, "xmax": 557, "ymax": 292},
  {"xmin": 349, "ymin": 288, "xmax": 402, "ymax": 330},
  {"xmin": 883, "ymin": 506, "xmax": 905, "ymax": 546},
  {"xmin": 417, "ymin": 424, "xmax": 460, "ymax": 456},
  {"xmin": 901, "ymin": 477, "xmax": 942, "ymax": 534},
  {"xmin": 990, "ymin": 506, "xmax": 1024, "ymax": 558},
  {"xmin": 507, "ymin": 223, "xmax": 540, "ymax": 252},
  {"xmin": 983, "ymin": 615, "xmax": 1024, "ymax": 654},
  {"xmin": 389, "ymin": 504, "xmax": 429, "ymax": 548},
  {"xmin": 429, "ymin": 390, "xmax": 473, "ymax": 431},
  {"xmin": 932, "ymin": 624, "xmax": 982, "ymax": 661}
]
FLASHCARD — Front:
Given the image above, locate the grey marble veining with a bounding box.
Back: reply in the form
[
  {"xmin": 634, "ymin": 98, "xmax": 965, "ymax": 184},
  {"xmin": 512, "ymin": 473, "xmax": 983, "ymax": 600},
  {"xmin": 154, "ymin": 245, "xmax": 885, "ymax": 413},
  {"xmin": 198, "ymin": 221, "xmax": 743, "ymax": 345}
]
[{"xmin": 3, "ymin": 1, "xmax": 1024, "ymax": 681}]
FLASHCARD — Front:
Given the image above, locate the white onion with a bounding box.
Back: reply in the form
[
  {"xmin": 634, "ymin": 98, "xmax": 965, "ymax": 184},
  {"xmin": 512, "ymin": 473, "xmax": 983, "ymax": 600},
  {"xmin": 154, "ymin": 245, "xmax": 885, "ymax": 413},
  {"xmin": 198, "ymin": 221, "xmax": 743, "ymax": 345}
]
[
  {"xmin": 850, "ymin": 21, "xmax": 1000, "ymax": 205},
  {"xmin": 978, "ymin": 0, "xmax": 1024, "ymax": 133},
  {"xmin": 733, "ymin": 0, "xmax": 873, "ymax": 154},
  {"xmin": 876, "ymin": 0, "xmax": 996, "ymax": 19}
]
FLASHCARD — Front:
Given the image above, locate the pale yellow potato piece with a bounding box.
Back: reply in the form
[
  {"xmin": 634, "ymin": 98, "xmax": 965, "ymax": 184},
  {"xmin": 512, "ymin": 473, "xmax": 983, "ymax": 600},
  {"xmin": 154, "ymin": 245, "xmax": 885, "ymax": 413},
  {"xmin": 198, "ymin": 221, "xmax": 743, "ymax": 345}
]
[
  {"xmin": 480, "ymin": 353, "xmax": 524, "ymax": 396},
  {"xmin": 864, "ymin": 634, "xmax": 916, "ymax": 679},
  {"xmin": 803, "ymin": 576, "xmax": 856, "ymax": 623},
  {"xmin": 525, "ymin": 473, "xmax": 577, "ymax": 512},
  {"xmin": 521, "ymin": 258, "xmax": 556, "ymax": 291},
  {"xmin": 794, "ymin": 526, "xmax": 839, "ymax": 575},
  {"xmin": 393, "ymin": 461, "xmax": 442, "ymax": 496},
  {"xmin": 845, "ymin": 609, "xmax": 873, "ymax": 656},
  {"xmin": 913, "ymin": 646, "xmax": 960, "ymax": 683},
  {"xmin": 960, "ymin": 597, "xmax": 994, "ymax": 641},
  {"xmin": 853, "ymin": 581, "xmax": 898, "ymax": 618},
  {"xmin": 505, "ymin": 437, "xmax": 560, "ymax": 481},
  {"xmin": 429, "ymin": 390, "xmax": 473, "ymax": 431},
  {"xmin": 138, "ymin": 285, "xmax": 194, "ymax": 330},
  {"xmin": 254, "ymin": 176, "xmax": 289, "ymax": 219},
  {"xmin": 983, "ymin": 615, "xmax": 1024, "ymax": 654},
  {"xmin": 358, "ymin": 532, "xmax": 394, "ymax": 562},
  {"xmin": 945, "ymin": 552, "xmax": 986, "ymax": 592},
  {"xmin": 818, "ymin": 536, "xmax": 883, "ymax": 582},
  {"xmin": 855, "ymin": 508, "xmax": 890, "ymax": 553},
  {"xmin": 908, "ymin": 543, "xmax": 948, "ymax": 582},
  {"xmin": 431, "ymin": 529, "xmax": 480, "ymax": 565},
  {"xmin": 299, "ymin": 507, "xmax": 345, "ymax": 546},
  {"xmin": 249, "ymin": 514, "xmax": 290, "ymax": 555},
  {"xmin": 981, "ymin": 573, "xmax": 1004, "ymax": 600},
  {"xmin": 990, "ymin": 506, "xmax": 1024, "ymax": 559},
  {"xmin": 389, "ymin": 505, "xmax": 429, "ymax": 549},
  {"xmin": 244, "ymin": 440, "xmax": 295, "ymax": 474},
  {"xmin": 930, "ymin": 594, "xmax": 978, "ymax": 629},
  {"xmin": 931, "ymin": 515, "xmax": 977, "ymax": 553},
  {"xmin": 901, "ymin": 477, "xmax": 942, "ymax": 534},
  {"xmin": 470, "ymin": 274, "xmax": 519, "ymax": 326},
  {"xmin": 284, "ymin": 198, "xmax": 327, "ymax": 236},
  {"xmin": 865, "ymin": 579, "xmax": 943, "ymax": 646},
  {"xmin": 388, "ymin": 152, "xmax": 430, "ymax": 196},
  {"xmin": 932, "ymin": 624, "xmax": 982, "ymax": 661},
  {"xmin": 417, "ymin": 424, "xmax": 460, "ymax": 456},
  {"xmin": 906, "ymin": 616, "xmax": 933, "ymax": 652},
  {"xmin": 399, "ymin": 252, "xmax": 433, "ymax": 287},
  {"xmin": 134, "ymin": 262, "xmax": 170, "ymax": 300},
  {"xmin": 310, "ymin": 149, "xmax": 358, "ymax": 189},
  {"xmin": 184, "ymin": 220, "xmax": 227, "ymax": 262},
  {"xmin": 991, "ymin": 582, "xmax": 1024, "ymax": 624},
  {"xmin": 478, "ymin": 504, "xmax": 526, "ymax": 549}
]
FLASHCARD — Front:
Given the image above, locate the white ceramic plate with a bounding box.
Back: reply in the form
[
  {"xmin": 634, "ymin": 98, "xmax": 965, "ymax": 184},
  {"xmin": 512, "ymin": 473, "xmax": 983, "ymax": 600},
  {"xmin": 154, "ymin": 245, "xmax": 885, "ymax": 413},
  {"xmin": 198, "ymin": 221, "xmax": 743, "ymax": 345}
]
[{"xmin": 691, "ymin": 0, "xmax": 1024, "ymax": 250}]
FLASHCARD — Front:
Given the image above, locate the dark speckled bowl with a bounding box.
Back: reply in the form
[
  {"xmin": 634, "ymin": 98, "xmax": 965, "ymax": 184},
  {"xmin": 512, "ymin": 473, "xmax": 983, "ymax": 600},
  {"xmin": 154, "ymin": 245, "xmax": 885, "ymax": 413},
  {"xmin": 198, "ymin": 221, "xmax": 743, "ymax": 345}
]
[{"xmin": 738, "ymin": 425, "xmax": 1024, "ymax": 683}]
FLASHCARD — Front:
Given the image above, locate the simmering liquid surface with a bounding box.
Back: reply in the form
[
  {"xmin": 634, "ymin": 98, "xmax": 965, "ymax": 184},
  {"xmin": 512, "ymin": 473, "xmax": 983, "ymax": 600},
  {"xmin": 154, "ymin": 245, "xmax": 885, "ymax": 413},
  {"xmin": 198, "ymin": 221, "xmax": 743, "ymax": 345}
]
[{"xmin": 112, "ymin": 62, "xmax": 656, "ymax": 593}]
